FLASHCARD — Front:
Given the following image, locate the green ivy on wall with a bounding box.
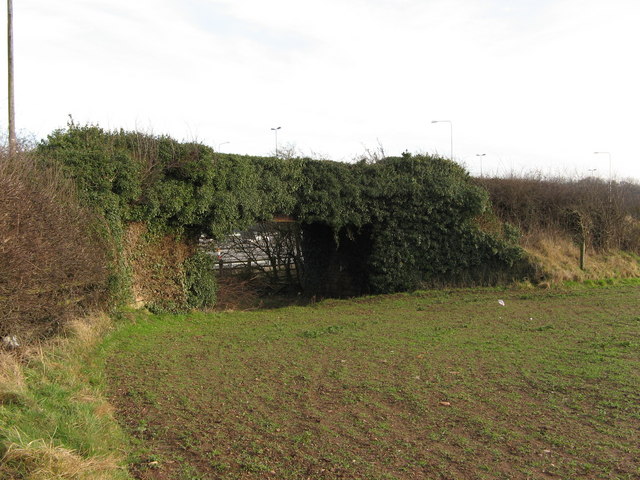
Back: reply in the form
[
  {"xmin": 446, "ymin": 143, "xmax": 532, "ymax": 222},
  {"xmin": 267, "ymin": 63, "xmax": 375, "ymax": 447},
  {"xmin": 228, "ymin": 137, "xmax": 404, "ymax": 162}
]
[
  {"xmin": 296, "ymin": 155, "xmax": 531, "ymax": 294},
  {"xmin": 36, "ymin": 124, "xmax": 532, "ymax": 305}
]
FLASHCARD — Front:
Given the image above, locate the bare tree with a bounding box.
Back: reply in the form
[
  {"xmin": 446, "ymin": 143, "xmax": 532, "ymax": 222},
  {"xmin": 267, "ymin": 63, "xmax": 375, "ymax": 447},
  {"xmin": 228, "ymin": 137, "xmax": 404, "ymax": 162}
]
[
  {"xmin": 216, "ymin": 222, "xmax": 303, "ymax": 292},
  {"xmin": 269, "ymin": 142, "xmax": 300, "ymax": 160}
]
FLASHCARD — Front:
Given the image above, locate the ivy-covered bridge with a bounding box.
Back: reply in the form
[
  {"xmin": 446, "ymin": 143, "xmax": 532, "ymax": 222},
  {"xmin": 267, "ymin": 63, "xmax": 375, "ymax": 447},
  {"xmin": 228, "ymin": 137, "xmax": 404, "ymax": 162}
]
[{"xmin": 35, "ymin": 125, "xmax": 532, "ymax": 309}]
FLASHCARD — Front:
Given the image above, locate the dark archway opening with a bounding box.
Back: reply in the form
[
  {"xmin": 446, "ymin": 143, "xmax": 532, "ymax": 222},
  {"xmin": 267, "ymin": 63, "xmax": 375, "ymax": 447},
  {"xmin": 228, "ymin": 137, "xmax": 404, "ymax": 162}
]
[{"xmin": 300, "ymin": 222, "xmax": 373, "ymax": 298}]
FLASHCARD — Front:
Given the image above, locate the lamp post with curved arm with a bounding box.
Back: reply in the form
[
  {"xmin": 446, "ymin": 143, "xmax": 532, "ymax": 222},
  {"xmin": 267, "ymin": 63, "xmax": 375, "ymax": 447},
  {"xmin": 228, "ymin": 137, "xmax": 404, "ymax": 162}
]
[
  {"xmin": 431, "ymin": 120, "xmax": 453, "ymax": 160},
  {"xmin": 593, "ymin": 151, "xmax": 612, "ymax": 201},
  {"xmin": 271, "ymin": 126, "xmax": 281, "ymax": 157},
  {"xmin": 476, "ymin": 153, "xmax": 486, "ymax": 178}
]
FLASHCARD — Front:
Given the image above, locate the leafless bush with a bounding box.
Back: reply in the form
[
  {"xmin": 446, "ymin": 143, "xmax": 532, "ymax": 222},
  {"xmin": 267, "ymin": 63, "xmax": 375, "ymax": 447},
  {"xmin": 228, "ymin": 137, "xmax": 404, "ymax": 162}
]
[
  {"xmin": 214, "ymin": 274, "xmax": 262, "ymax": 311},
  {"xmin": 216, "ymin": 221, "xmax": 302, "ymax": 293},
  {"xmin": 478, "ymin": 175, "xmax": 640, "ymax": 253},
  {"xmin": 0, "ymin": 152, "xmax": 110, "ymax": 341},
  {"xmin": 354, "ymin": 139, "xmax": 387, "ymax": 163}
]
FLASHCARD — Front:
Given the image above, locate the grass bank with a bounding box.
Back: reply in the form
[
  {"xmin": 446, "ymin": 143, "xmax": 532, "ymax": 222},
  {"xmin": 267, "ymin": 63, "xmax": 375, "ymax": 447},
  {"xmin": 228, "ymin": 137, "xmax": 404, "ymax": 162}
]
[
  {"xmin": 0, "ymin": 314, "xmax": 131, "ymax": 480},
  {"xmin": 523, "ymin": 232, "xmax": 640, "ymax": 284},
  {"xmin": 104, "ymin": 283, "xmax": 640, "ymax": 479}
]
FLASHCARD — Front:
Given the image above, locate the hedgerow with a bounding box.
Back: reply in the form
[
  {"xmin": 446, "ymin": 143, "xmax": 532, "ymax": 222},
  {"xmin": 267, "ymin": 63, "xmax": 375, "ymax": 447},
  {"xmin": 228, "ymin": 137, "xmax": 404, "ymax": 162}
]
[
  {"xmin": 479, "ymin": 175, "xmax": 640, "ymax": 253},
  {"xmin": 0, "ymin": 152, "xmax": 110, "ymax": 339}
]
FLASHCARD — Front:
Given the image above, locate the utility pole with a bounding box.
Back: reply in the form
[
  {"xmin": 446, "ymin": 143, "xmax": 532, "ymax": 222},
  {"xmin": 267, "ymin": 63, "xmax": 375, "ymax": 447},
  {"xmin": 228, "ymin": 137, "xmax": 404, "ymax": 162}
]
[{"xmin": 7, "ymin": 0, "xmax": 16, "ymax": 156}]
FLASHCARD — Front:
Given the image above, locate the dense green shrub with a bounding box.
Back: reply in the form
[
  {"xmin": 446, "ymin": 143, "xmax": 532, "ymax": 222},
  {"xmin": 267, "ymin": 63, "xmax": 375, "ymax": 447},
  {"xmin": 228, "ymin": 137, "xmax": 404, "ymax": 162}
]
[
  {"xmin": 37, "ymin": 126, "xmax": 302, "ymax": 237},
  {"xmin": 296, "ymin": 155, "xmax": 531, "ymax": 294},
  {"xmin": 184, "ymin": 251, "xmax": 218, "ymax": 309}
]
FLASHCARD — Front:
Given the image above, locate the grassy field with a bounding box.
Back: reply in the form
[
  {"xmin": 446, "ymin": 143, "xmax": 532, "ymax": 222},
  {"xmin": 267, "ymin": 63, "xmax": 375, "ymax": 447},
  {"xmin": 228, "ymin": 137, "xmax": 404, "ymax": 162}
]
[{"xmin": 103, "ymin": 283, "xmax": 640, "ymax": 480}]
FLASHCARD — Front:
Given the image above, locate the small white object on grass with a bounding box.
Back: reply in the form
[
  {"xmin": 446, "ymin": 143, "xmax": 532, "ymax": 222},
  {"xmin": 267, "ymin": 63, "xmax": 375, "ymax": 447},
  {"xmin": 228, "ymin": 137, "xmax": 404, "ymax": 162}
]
[
  {"xmin": 2, "ymin": 335, "xmax": 19, "ymax": 349},
  {"xmin": 498, "ymin": 299, "xmax": 505, "ymax": 306}
]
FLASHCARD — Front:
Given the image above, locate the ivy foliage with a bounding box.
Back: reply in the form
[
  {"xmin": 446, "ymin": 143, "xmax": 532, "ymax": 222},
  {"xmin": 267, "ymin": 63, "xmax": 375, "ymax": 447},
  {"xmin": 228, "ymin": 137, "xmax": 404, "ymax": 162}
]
[
  {"xmin": 183, "ymin": 251, "xmax": 218, "ymax": 309},
  {"xmin": 296, "ymin": 155, "xmax": 530, "ymax": 293},
  {"xmin": 36, "ymin": 124, "xmax": 303, "ymax": 308},
  {"xmin": 36, "ymin": 125, "xmax": 531, "ymax": 303},
  {"xmin": 37, "ymin": 124, "xmax": 302, "ymax": 238}
]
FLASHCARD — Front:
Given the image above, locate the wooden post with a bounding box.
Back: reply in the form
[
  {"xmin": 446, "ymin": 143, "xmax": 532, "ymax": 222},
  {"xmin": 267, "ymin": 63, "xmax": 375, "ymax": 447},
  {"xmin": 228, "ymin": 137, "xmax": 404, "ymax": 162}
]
[
  {"xmin": 579, "ymin": 240, "xmax": 586, "ymax": 271},
  {"xmin": 7, "ymin": 0, "xmax": 17, "ymax": 156}
]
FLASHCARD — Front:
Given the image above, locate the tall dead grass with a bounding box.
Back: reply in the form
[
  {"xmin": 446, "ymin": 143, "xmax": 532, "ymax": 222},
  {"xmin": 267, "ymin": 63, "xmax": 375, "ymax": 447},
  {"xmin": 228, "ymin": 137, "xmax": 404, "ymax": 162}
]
[
  {"xmin": 523, "ymin": 230, "xmax": 640, "ymax": 283},
  {"xmin": 0, "ymin": 352, "xmax": 25, "ymax": 406},
  {"xmin": 1, "ymin": 429, "xmax": 121, "ymax": 480}
]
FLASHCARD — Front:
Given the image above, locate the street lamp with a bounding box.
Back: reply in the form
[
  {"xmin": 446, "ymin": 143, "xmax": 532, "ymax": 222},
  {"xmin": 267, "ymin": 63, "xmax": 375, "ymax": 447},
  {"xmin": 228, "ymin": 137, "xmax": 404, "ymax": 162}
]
[
  {"xmin": 271, "ymin": 126, "xmax": 281, "ymax": 157},
  {"xmin": 475, "ymin": 153, "xmax": 486, "ymax": 178},
  {"xmin": 217, "ymin": 141, "xmax": 230, "ymax": 152},
  {"xmin": 593, "ymin": 151, "xmax": 612, "ymax": 200},
  {"xmin": 431, "ymin": 120, "xmax": 453, "ymax": 160}
]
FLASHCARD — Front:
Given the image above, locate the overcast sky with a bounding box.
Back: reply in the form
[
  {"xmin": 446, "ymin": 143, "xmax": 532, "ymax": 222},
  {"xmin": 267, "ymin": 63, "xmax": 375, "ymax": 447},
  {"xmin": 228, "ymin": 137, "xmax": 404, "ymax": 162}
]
[{"xmin": 2, "ymin": 0, "xmax": 639, "ymax": 180}]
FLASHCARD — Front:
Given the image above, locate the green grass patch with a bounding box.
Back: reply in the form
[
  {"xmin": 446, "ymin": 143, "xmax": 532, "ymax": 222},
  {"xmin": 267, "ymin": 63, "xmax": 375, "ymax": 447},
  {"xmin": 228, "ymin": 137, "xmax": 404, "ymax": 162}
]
[
  {"xmin": 0, "ymin": 316, "xmax": 132, "ymax": 480},
  {"xmin": 104, "ymin": 285, "xmax": 640, "ymax": 479}
]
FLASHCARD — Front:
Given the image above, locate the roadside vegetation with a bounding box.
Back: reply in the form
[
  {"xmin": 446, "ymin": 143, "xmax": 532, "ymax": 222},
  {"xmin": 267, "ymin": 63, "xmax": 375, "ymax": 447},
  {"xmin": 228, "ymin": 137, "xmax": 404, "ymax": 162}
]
[
  {"xmin": 0, "ymin": 147, "xmax": 129, "ymax": 479},
  {"xmin": 0, "ymin": 314, "xmax": 131, "ymax": 479},
  {"xmin": 0, "ymin": 151, "xmax": 110, "ymax": 342},
  {"xmin": 479, "ymin": 175, "xmax": 640, "ymax": 283}
]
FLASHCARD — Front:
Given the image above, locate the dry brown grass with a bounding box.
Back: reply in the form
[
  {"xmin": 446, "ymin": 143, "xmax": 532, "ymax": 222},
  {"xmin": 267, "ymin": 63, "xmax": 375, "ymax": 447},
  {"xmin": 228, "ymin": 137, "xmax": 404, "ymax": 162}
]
[
  {"xmin": 523, "ymin": 230, "xmax": 640, "ymax": 283},
  {"xmin": 63, "ymin": 314, "xmax": 113, "ymax": 351},
  {"xmin": 0, "ymin": 352, "xmax": 26, "ymax": 406},
  {"xmin": 0, "ymin": 429, "xmax": 121, "ymax": 480}
]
